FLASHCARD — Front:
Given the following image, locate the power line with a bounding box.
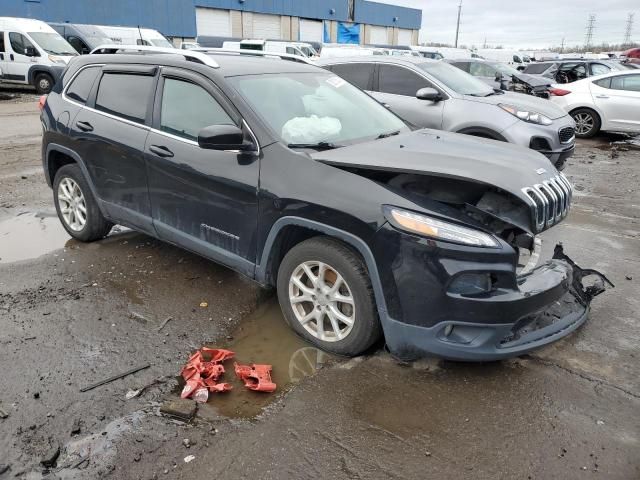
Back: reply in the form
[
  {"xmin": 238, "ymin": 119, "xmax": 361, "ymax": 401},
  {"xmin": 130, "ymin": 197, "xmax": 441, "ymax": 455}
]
[
  {"xmin": 454, "ymin": 1, "xmax": 462, "ymax": 48},
  {"xmin": 623, "ymin": 13, "xmax": 634, "ymax": 45},
  {"xmin": 585, "ymin": 14, "xmax": 596, "ymax": 47}
]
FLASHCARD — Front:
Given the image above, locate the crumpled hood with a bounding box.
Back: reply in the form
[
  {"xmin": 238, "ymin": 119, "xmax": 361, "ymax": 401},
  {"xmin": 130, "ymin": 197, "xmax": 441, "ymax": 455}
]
[
  {"xmin": 464, "ymin": 90, "xmax": 567, "ymax": 119},
  {"xmin": 512, "ymin": 72, "xmax": 553, "ymax": 88},
  {"xmin": 312, "ymin": 129, "xmax": 559, "ymax": 202}
]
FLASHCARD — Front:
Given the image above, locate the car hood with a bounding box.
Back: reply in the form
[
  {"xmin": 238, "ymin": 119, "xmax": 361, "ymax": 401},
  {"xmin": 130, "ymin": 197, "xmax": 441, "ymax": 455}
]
[
  {"xmin": 512, "ymin": 72, "xmax": 552, "ymax": 88},
  {"xmin": 312, "ymin": 129, "xmax": 558, "ymax": 202},
  {"xmin": 463, "ymin": 90, "xmax": 567, "ymax": 119}
]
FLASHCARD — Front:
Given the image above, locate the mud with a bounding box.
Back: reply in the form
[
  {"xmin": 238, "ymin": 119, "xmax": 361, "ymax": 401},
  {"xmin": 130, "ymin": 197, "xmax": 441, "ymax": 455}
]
[{"xmin": 0, "ymin": 95, "xmax": 639, "ymax": 479}]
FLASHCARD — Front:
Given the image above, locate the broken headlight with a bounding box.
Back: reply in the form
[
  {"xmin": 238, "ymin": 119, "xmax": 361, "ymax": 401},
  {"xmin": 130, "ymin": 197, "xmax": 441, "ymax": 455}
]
[
  {"xmin": 499, "ymin": 104, "xmax": 553, "ymax": 125},
  {"xmin": 385, "ymin": 207, "xmax": 499, "ymax": 248}
]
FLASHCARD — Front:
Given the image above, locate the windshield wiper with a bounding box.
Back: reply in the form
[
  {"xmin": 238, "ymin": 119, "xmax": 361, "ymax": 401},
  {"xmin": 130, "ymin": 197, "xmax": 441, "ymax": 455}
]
[
  {"xmin": 376, "ymin": 130, "xmax": 400, "ymax": 140},
  {"xmin": 287, "ymin": 141, "xmax": 342, "ymax": 150}
]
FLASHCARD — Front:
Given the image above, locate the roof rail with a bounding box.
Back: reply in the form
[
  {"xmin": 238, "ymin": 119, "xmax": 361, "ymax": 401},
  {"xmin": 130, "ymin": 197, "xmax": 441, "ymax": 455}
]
[
  {"xmin": 193, "ymin": 47, "xmax": 313, "ymax": 65},
  {"xmin": 89, "ymin": 45, "xmax": 220, "ymax": 68}
]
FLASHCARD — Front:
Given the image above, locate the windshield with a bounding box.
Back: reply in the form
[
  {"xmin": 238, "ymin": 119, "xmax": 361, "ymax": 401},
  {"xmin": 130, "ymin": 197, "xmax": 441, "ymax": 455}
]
[
  {"xmin": 28, "ymin": 32, "xmax": 77, "ymax": 55},
  {"xmin": 230, "ymin": 72, "xmax": 408, "ymax": 146},
  {"xmin": 148, "ymin": 37, "xmax": 173, "ymax": 48},
  {"xmin": 418, "ymin": 61, "xmax": 494, "ymax": 96},
  {"xmin": 490, "ymin": 62, "xmax": 520, "ymax": 76}
]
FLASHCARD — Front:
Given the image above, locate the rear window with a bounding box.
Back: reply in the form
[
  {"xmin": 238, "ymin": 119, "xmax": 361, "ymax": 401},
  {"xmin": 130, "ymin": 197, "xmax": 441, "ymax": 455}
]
[
  {"xmin": 328, "ymin": 63, "xmax": 375, "ymax": 90},
  {"xmin": 523, "ymin": 63, "xmax": 551, "ymax": 74},
  {"xmin": 95, "ymin": 73, "xmax": 154, "ymax": 124},
  {"xmin": 66, "ymin": 66, "xmax": 101, "ymax": 104}
]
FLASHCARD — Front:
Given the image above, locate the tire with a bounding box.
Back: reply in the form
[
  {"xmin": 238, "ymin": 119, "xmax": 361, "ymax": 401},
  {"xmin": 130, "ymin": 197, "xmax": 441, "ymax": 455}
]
[
  {"xmin": 571, "ymin": 108, "xmax": 601, "ymax": 138},
  {"xmin": 53, "ymin": 164, "xmax": 113, "ymax": 242},
  {"xmin": 277, "ymin": 237, "xmax": 382, "ymax": 356},
  {"xmin": 34, "ymin": 73, "xmax": 54, "ymax": 95}
]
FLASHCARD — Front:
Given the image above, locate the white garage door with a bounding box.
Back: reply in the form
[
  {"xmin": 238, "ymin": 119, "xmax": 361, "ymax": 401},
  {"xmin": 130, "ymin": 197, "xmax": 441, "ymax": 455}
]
[
  {"xmin": 252, "ymin": 13, "xmax": 281, "ymax": 39},
  {"xmin": 369, "ymin": 25, "xmax": 387, "ymax": 44},
  {"xmin": 196, "ymin": 8, "xmax": 231, "ymax": 36},
  {"xmin": 397, "ymin": 29, "xmax": 412, "ymax": 46},
  {"xmin": 299, "ymin": 19, "xmax": 323, "ymax": 42}
]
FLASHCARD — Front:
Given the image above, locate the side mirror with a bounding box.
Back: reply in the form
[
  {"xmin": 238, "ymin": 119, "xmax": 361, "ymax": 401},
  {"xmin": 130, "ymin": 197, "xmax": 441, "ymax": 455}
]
[
  {"xmin": 25, "ymin": 46, "xmax": 38, "ymax": 57},
  {"xmin": 197, "ymin": 124, "xmax": 255, "ymax": 152},
  {"xmin": 416, "ymin": 87, "xmax": 442, "ymax": 102}
]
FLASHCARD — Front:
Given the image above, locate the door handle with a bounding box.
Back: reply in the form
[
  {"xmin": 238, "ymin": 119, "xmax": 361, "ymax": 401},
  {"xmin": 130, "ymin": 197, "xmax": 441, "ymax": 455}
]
[
  {"xmin": 149, "ymin": 145, "xmax": 174, "ymax": 158},
  {"xmin": 10, "ymin": 54, "xmax": 14, "ymax": 61},
  {"xmin": 0, "ymin": 53, "xmax": 3, "ymax": 60},
  {"xmin": 75, "ymin": 121, "xmax": 93, "ymax": 132},
  {"xmin": 595, "ymin": 95, "xmax": 609, "ymax": 99},
  {"xmin": 76, "ymin": 121, "xmax": 93, "ymax": 132}
]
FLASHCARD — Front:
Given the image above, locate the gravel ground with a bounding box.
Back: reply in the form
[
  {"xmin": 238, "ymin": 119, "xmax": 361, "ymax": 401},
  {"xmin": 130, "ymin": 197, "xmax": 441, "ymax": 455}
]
[{"xmin": 0, "ymin": 94, "xmax": 638, "ymax": 480}]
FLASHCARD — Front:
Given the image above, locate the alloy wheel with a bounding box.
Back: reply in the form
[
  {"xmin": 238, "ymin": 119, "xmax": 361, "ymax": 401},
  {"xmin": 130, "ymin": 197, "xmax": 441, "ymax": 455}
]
[
  {"xmin": 574, "ymin": 112, "xmax": 594, "ymax": 135},
  {"xmin": 39, "ymin": 78, "xmax": 51, "ymax": 92},
  {"xmin": 57, "ymin": 177, "xmax": 87, "ymax": 231},
  {"xmin": 288, "ymin": 260, "xmax": 355, "ymax": 342}
]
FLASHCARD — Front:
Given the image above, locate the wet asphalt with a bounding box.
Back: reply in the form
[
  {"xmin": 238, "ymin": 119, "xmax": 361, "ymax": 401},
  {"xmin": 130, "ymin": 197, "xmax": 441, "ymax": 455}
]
[{"xmin": 0, "ymin": 94, "xmax": 638, "ymax": 479}]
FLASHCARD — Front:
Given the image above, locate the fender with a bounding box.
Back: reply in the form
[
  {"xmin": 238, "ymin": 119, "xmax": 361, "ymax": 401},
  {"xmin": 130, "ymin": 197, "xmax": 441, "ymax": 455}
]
[
  {"xmin": 456, "ymin": 126, "xmax": 507, "ymax": 141},
  {"xmin": 255, "ymin": 216, "xmax": 389, "ymax": 319},
  {"xmin": 45, "ymin": 143, "xmax": 107, "ymax": 217},
  {"xmin": 28, "ymin": 65, "xmax": 65, "ymax": 86}
]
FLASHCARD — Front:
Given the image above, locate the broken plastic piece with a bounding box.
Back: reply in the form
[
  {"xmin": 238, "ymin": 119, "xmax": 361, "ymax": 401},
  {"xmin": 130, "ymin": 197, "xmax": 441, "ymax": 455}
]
[
  {"xmin": 234, "ymin": 363, "xmax": 277, "ymax": 392},
  {"xmin": 180, "ymin": 348, "xmax": 235, "ymax": 400},
  {"xmin": 552, "ymin": 243, "xmax": 614, "ymax": 303}
]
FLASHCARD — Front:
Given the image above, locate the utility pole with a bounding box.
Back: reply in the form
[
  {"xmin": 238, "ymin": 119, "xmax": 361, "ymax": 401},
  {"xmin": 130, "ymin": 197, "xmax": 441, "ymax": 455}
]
[
  {"xmin": 454, "ymin": 1, "xmax": 462, "ymax": 48},
  {"xmin": 623, "ymin": 13, "xmax": 634, "ymax": 46},
  {"xmin": 560, "ymin": 37, "xmax": 565, "ymax": 53},
  {"xmin": 584, "ymin": 14, "xmax": 596, "ymax": 49},
  {"xmin": 483, "ymin": 37, "xmax": 487, "ymax": 48}
]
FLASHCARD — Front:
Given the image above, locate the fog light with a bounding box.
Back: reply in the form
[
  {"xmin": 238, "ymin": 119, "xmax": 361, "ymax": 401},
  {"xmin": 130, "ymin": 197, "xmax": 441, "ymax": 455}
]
[{"xmin": 448, "ymin": 273, "xmax": 492, "ymax": 295}]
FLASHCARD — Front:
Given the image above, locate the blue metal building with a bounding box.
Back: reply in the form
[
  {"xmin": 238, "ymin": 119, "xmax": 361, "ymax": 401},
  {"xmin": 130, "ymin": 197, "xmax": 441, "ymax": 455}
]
[{"xmin": 0, "ymin": 0, "xmax": 422, "ymax": 45}]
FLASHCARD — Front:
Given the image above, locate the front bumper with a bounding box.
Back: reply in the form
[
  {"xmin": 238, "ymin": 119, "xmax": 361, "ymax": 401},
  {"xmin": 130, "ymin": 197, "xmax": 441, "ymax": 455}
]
[{"xmin": 378, "ymin": 243, "xmax": 612, "ymax": 362}]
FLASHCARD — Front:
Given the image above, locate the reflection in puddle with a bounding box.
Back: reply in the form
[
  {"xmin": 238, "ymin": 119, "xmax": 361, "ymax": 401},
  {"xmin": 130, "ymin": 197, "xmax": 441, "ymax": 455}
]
[
  {"xmin": 179, "ymin": 299, "xmax": 336, "ymax": 419},
  {"xmin": 0, "ymin": 212, "xmax": 73, "ymax": 263}
]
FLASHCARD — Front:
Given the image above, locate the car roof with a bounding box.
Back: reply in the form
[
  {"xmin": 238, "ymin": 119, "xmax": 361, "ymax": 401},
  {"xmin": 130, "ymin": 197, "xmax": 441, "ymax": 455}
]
[{"xmin": 316, "ymin": 56, "xmax": 436, "ymax": 67}]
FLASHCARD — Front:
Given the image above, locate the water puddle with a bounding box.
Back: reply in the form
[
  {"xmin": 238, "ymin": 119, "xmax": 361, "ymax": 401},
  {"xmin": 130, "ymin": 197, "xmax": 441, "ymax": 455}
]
[
  {"xmin": 176, "ymin": 299, "xmax": 337, "ymax": 419},
  {"xmin": 591, "ymin": 134, "xmax": 640, "ymax": 151},
  {"xmin": 0, "ymin": 211, "xmax": 74, "ymax": 263}
]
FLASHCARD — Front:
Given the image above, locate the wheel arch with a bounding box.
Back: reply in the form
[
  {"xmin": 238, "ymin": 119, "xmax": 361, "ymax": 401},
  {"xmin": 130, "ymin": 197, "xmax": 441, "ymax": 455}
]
[
  {"xmin": 27, "ymin": 65, "xmax": 56, "ymax": 86},
  {"xmin": 255, "ymin": 217, "xmax": 389, "ymax": 319},
  {"xmin": 456, "ymin": 126, "xmax": 507, "ymax": 141}
]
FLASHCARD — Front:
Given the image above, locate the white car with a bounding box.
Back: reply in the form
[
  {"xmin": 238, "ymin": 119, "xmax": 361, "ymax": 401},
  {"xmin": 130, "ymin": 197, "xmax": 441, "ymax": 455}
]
[{"xmin": 549, "ymin": 70, "xmax": 640, "ymax": 137}]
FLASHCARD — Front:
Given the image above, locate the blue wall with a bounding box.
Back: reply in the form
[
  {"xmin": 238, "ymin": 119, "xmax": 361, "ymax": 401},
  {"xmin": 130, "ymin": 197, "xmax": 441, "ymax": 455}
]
[
  {"xmin": 0, "ymin": 0, "xmax": 420, "ymax": 37},
  {"xmin": 354, "ymin": 0, "xmax": 421, "ymax": 30}
]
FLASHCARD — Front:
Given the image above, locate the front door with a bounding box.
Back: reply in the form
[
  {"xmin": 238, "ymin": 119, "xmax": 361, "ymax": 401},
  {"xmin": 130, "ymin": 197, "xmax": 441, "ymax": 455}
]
[
  {"xmin": 72, "ymin": 66, "xmax": 156, "ymax": 233},
  {"xmin": 145, "ymin": 68, "xmax": 260, "ymax": 275},
  {"xmin": 6, "ymin": 32, "xmax": 38, "ymax": 82},
  {"xmin": 372, "ymin": 64, "xmax": 445, "ymax": 129},
  {"xmin": 593, "ymin": 73, "xmax": 640, "ymax": 131}
]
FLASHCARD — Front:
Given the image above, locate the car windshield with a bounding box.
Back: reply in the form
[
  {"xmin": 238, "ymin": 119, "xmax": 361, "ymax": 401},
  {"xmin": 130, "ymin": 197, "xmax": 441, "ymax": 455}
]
[
  {"xmin": 148, "ymin": 37, "xmax": 173, "ymax": 48},
  {"xmin": 490, "ymin": 62, "xmax": 520, "ymax": 76},
  {"xmin": 229, "ymin": 72, "xmax": 408, "ymax": 147},
  {"xmin": 28, "ymin": 32, "xmax": 77, "ymax": 55},
  {"xmin": 418, "ymin": 61, "xmax": 494, "ymax": 96}
]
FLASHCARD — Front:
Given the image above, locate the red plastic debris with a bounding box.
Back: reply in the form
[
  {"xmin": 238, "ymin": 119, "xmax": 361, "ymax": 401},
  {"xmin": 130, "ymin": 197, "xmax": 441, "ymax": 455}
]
[
  {"xmin": 234, "ymin": 363, "xmax": 277, "ymax": 392},
  {"xmin": 180, "ymin": 348, "xmax": 235, "ymax": 402}
]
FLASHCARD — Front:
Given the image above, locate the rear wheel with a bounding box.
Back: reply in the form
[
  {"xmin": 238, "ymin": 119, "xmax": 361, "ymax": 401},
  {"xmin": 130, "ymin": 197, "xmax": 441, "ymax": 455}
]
[
  {"xmin": 277, "ymin": 237, "xmax": 382, "ymax": 356},
  {"xmin": 53, "ymin": 164, "xmax": 113, "ymax": 242},
  {"xmin": 571, "ymin": 108, "xmax": 601, "ymax": 138},
  {"xmin": 34, "ymin": 72, "xmax": 54, "ymax": 94}
]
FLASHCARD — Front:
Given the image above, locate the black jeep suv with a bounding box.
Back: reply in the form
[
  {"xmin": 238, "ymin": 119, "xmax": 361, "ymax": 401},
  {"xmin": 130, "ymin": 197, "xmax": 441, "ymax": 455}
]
[{"xmin": 40, "ymin": 47, "xmax": 610, "ymax": 361}]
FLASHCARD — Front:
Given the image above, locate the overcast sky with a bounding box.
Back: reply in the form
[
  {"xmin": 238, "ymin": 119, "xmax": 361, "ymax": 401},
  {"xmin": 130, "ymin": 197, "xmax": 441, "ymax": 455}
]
[{"xmin": 391, "ymin": 0, "xmax": 638, "ymax": 49}]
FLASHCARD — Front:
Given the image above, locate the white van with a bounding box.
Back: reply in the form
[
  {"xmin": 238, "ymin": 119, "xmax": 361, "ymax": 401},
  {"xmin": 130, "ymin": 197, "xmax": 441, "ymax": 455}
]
[
  {"xmin": 222, "ymin": 39, "xmax": 313, "ymax": 59},
  {"xmin": 476, "ymin": 49, "xmax": 528, "ymax": 69},
  {"xmin": 410, "ymin": 46, "xmax": 478, "ymax": 60},
  {"xmin": 0, "ymin": 17, "xmax": 78, "ymax": 93},
  {"xmin": 98, "ymin": 25, "xmax": 173, "ymax": 48}
]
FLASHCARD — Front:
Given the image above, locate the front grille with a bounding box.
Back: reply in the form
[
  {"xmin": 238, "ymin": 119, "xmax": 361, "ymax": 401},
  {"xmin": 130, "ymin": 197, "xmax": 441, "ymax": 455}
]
[
  {"xmin": 558, "ymin": 126, "xmax": 575, "ymax": 144},
  {"xmin": 521, "ymin": 173, "xmax": 573, "ymax": 232}
]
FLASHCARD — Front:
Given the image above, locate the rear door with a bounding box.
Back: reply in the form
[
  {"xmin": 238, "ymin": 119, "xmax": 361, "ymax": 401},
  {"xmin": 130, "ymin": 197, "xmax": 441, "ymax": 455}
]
[
  {"xmin": 592, "ymin": 74, "xmax": 640, "ymax": 131},
  {"xmin": 325, "ymin": 62, "xmax": 375, "ymax": 91},
  {"xmin": 145, "ymin": 68, "xmax": 259, "ymax": 273},
  {"xmin": 373, "ymin": 64, "xmax": 444, "ymax": 128},
  {"xmin": 72, "ymin": 65, "xmax": 156, "ymax": 233}
]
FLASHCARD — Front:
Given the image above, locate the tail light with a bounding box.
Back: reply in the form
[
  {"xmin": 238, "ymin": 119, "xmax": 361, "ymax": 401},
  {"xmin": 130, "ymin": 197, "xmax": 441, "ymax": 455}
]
[
  {"xmin": 549, "ymin": 88, "xmax": 571, "ymax": 97},
  {"xmin": 38, "ymin": 95, "xmax": 47, "ymax": 111}
]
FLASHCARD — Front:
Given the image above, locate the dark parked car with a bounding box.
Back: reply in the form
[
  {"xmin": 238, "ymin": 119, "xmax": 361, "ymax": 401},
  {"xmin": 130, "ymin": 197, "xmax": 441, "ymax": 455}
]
[
  {"xmin": 446, "ymin": 58, "xmax": 552, "ymax": 97},
  {"xmin": 40, "ymin": 47, "xmax": 610, "ymax": 361},
  {"xmin": 522, "ymin": 59, "xmax": 626, "ymax": 84}
]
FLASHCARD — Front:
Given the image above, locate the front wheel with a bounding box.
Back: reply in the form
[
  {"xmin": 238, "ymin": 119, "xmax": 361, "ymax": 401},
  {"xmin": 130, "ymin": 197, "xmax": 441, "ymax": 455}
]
[
  {"xmin": 571, "ymin": 108, "xmax": 601, "ymax": 138},
  {"xmin": 53, "ymin": 164, "xmax": 113, "ymax": 242},
  {"xmin": 277, "ymin": 237, "xmax": 382, "ymax": 356},
  {"xmin": 34, "ymin": 73, "xmax": 54, "ymax": 94}
]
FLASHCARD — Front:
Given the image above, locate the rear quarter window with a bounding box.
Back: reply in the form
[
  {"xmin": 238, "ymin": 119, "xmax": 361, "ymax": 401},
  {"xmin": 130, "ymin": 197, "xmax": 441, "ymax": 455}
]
[
  {"xmin": 95, "ymin": 72, "xmax": 154, "ymax": 124},
  {"xmin": 65, "ymin": 66, "xmax": 101, "ymax": 104}
]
